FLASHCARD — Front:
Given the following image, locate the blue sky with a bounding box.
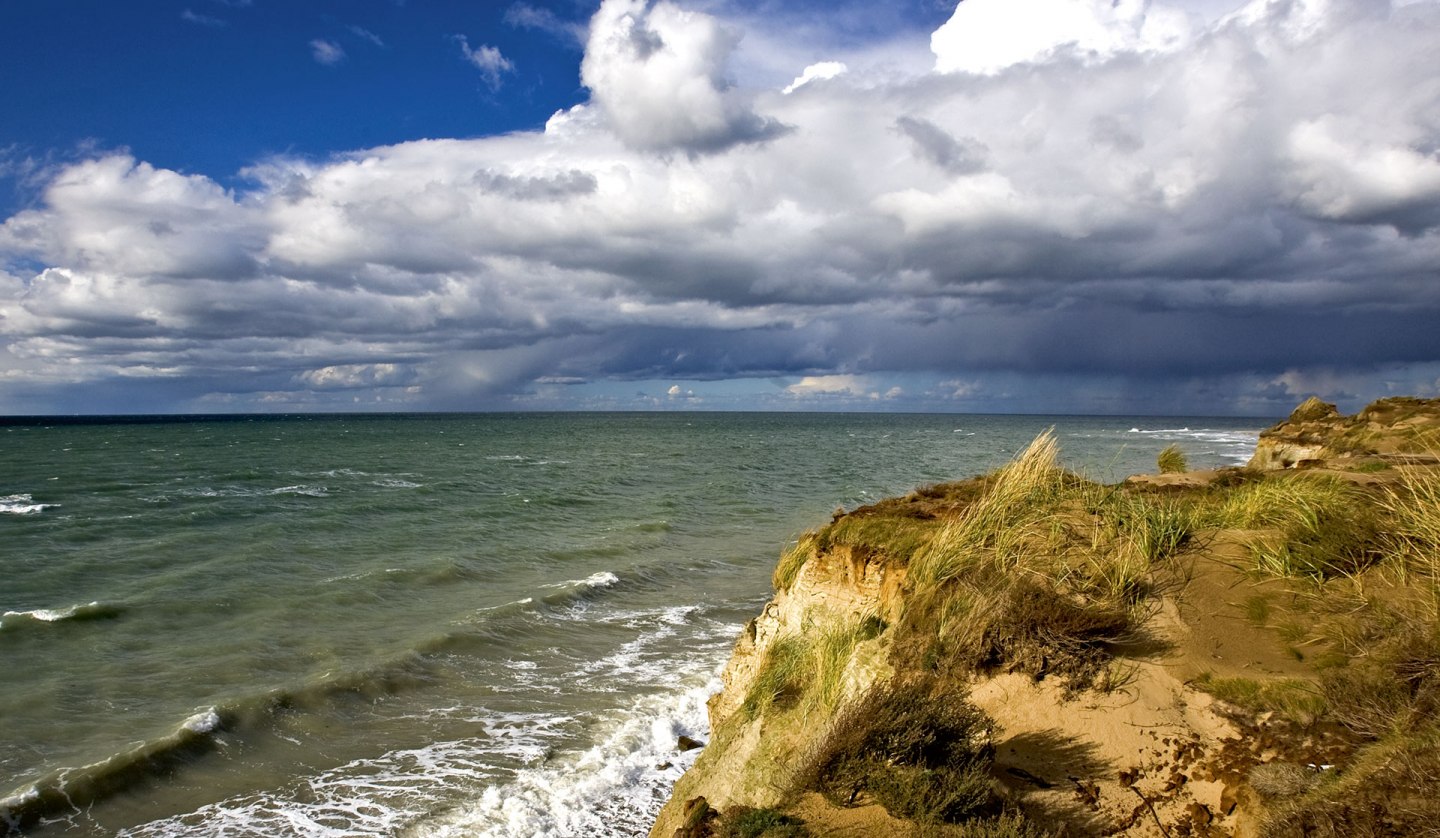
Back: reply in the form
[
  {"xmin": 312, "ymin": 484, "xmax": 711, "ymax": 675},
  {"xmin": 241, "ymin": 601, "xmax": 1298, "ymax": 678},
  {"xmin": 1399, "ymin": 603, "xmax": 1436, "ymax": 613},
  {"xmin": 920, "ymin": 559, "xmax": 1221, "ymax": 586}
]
[{"xmin": 2, "ymin": 0, "xmax": 1439, "ymax": 415}]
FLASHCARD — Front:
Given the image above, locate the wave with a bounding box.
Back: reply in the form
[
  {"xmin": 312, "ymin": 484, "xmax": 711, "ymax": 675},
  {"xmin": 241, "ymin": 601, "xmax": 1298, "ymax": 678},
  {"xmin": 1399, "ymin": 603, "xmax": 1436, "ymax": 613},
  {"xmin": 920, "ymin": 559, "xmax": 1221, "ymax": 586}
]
[
  {"xmin": 1123, "ymin": 427, "xmax": 1261, "ymax": 464},
  {"xmin": 0, "ymin": 708, "xmax": 224, "ymax": 833},
  {"xmin": 0, "ymin": 494, "xmax": 59, "ymax": 515},
  {"xmin": 409, "ymin": 675, "xmax": 720, "ymax": 838},
  {"xmin": 0, "ymin": 656, "xmax": 443, "ymax": 833},
  {"xmin": 0, "ymin": 601, "xmax": 124, "ymax": 631}
]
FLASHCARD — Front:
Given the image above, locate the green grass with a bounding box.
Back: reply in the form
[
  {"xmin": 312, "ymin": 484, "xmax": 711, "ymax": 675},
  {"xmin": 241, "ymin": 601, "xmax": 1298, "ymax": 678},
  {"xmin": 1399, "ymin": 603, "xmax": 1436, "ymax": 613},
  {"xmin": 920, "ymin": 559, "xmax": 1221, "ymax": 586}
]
[
  {"xmin": 800, "ymin": 679, "xmax": 999, "ymax": 824},
  {"xmin": 742, "ymin": 615, "xmax": 878, "ymax": 721},
  {"xmin": 1203, "ymin": 475, "xmax": 1382, "ymax": 580},
  {"xmin": 743, "ymin": 637, "xmax": 809, "ymax": 719},
  {"xmin": 1193, "ymin": 673, "xmax": 1327, "ymax": 724},
  {"xmin": 910, "ymin": 431, "xmax": 1068, "ymax": 586},
  {"xmin": 773, "ymin": 534, "xmax": 818, "ymax": 592},
  {"xmin": 717, "ymin": 807, "xmax": 809, "ymax": 838},
  {"xmin": 1381, "ymin": 465, "xmax": 1440, "ymax": 590}
]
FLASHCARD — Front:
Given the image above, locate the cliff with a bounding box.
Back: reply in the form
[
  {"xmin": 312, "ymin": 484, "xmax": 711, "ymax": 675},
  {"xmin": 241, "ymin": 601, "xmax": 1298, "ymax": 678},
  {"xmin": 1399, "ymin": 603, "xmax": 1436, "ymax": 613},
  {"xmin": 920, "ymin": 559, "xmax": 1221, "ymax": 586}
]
[
  {"xmin": 1248, "ymin": 396, "xmax": 1440, "ymax": 470},
  {"xmin": 652, "ymin": 400, "xmax": 1440, "ymax": 838}
]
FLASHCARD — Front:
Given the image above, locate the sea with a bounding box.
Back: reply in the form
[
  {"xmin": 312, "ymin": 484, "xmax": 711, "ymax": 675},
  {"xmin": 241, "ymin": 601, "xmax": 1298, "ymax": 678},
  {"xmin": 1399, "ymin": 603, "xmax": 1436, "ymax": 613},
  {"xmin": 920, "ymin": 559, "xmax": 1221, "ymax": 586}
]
[{"xmin": 0, "ymin": 412, "xmax": 1268, "ymax": 837}]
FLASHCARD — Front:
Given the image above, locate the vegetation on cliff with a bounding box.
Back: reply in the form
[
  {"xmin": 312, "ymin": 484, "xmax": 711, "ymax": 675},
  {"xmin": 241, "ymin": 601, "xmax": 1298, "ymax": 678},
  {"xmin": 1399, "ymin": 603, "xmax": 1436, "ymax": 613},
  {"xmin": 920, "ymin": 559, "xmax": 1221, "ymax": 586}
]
[{"xmin": 657, "ymin": 398, "xmax": 1440, "ymax": 838}]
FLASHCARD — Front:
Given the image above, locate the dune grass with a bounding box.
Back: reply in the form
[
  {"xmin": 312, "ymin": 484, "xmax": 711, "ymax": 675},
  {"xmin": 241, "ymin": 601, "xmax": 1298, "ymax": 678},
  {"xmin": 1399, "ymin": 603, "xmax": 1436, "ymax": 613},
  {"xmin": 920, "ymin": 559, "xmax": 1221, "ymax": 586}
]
[
  {"xmin": 1157, "ymin": 444, "xmax": 1188, "ymax": 474},
  {"xmin": 909, "ymin": 431, "xmax": 1068, "ymax": 586},
  {"xmin": 1380, "ymin": 463, "xmax": 1440, "ymax": 594}
]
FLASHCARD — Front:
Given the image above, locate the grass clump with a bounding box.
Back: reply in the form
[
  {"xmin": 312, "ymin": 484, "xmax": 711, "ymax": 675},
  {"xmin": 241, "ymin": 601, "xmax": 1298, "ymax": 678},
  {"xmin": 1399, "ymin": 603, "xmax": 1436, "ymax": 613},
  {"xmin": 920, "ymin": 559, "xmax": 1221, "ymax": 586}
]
[
  {"xmin": 744, "ymin": 637, "xmax": 809, "ymax": 719},
  {"xmin": 801, "ymin": 679, "xmax": 999, "ymax": 824},
  {"xmin": 910, "ymin": 431, "xmax": 1068, "ymax": 585},
  {"xmin": 1157, "ymin": 444, "xmax": 1188, "ymax": 474},
  {"xmin": 912, "ymin": 813, "xmax": 1057, "ymax": 837},
  {"xmin": 1380, "ymin": 464, "xmax": 1440, "ymax": 591},
  {"xmin": 1193, "ymin": 673, "xmax": 1327, "ymax": 724},
  {"xmin": 773, "ymin": 534, "xmax": 818, "ymax": 592},
  {"xmin": 717, "ymin": 807, "xmax": 809, "ymax": 838},
  {"xmin": 1207, "ymin": 475, "xmax": 1383, "ymax": 579},
  {"xmin": 742, "ymin": 616, "xmax": 881, "ymax": 721}
]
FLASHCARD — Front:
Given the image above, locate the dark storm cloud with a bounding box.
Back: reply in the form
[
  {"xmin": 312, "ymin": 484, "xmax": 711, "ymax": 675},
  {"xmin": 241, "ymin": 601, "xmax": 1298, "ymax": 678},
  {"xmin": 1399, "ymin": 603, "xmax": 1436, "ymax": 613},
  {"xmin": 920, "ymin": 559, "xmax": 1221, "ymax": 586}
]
[{"xmin": 3, "ymin": 0, "xmax": 1440, "ymax": 412}]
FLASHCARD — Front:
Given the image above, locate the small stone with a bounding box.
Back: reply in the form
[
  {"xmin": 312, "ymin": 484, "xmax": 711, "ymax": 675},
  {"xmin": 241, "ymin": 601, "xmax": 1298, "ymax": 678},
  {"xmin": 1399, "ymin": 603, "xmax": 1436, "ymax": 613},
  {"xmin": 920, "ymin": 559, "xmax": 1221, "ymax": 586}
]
[
  {"xmin": 677, "ymin": 735, "xmax": 705, "ymax": 752},
  {"xmin": 1188, "ymin": 801, "xmax": 1213, "ymax": 826},
  {"xmin": 1219, "ymin": 784, "xmax": 1239, "ymax": 815}
]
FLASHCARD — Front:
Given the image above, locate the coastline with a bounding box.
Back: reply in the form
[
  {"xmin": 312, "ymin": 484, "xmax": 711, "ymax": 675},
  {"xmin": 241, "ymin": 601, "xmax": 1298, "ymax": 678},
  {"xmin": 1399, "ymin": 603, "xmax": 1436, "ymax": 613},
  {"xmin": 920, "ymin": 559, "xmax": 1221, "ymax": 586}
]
[{"xmin": 651, "ymin": 397, "xmax": 1440, "ymax": 837}]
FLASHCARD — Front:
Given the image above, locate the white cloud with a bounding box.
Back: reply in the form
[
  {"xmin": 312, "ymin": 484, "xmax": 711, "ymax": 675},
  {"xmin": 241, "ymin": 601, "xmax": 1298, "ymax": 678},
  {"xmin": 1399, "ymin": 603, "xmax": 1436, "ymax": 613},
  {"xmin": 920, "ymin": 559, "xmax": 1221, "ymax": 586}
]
[
  {"xmin": 456, "ymin": 36, "xmax": 515, "ymax": 90},
  {"xmin": 4, "ymin": 0, "xmax": 1440, "ymax": 413},
  {"xmin": 182, "ymin": 9, "xmax": 227, "ymax": 27},
  {"xmin": 786, "ymin": 375, "xmax": 870, "ymax": 397},
  {"xmin": 931, "ymin": 0, "xmax": 1196, "ymax": 74},
  {"xmin": 579, "ymin": 0, "xmax": 785, "ymax": 152},
  {"xmin": 782, "ymin": 61, "xmax": 847, "ymax": 94},
  {"xmin": 310, "ymin": 39, "xmax": 346, "ymax": 65},
  {"xmin": 349, "ymin": 26, "xmax": 385, "ymax": 48}
]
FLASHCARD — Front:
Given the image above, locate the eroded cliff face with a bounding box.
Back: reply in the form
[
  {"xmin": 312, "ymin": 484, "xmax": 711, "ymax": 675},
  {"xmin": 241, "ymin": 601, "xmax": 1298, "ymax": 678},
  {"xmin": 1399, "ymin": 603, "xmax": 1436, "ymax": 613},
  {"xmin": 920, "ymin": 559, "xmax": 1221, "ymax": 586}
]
[
  {"xmin": 1249, "ymin": 396, "xmax": 1440, "ymax": 469},
  {"xmin": 649, "ymin": 544, "xmax": 905, "ymax": 837}
]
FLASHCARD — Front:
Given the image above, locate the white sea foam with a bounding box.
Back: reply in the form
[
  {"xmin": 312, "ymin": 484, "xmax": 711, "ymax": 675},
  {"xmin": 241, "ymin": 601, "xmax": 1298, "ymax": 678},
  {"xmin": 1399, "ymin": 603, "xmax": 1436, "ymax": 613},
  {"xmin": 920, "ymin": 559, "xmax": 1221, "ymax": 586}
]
[
  {"xmin": 0, "ymin": 493, "xmax": 59, "ymax": 515},
  {"xmin": 413, "ymin": 675, "xmax": 719, "ymax": 838},
  {"xmin": 0, "ymin": 601, "xmax": 117, "ymax": 629},
  {"xmin": 1122, "ymin": 427, "xmax": 1261, "ymax": 464},
  {"xmin": 543, "ymin": 571, "xmax": 620, "ymax": 591},
  {"xmin": 269, "ymin": 485, "xmax": 329, "ymax": 498},
  {"xmin": 182, "ymin": 708, "xmax": 222, "ymax": 734}
]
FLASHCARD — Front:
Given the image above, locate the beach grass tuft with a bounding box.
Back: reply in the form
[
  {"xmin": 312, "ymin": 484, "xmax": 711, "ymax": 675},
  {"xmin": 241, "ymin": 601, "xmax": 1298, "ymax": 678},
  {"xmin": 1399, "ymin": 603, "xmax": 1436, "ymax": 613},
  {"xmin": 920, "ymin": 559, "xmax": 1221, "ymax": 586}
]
[{"xmin": 1156, "ymin": 444, "xmax": 1187, "ymax": 474}]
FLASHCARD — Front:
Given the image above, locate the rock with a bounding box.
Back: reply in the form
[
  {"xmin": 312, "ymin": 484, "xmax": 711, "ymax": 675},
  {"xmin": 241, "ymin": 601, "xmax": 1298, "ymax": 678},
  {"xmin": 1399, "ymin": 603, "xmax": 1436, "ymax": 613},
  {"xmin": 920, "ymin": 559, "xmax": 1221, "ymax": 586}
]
[
  {"xmin": 1187, "ymin": 801, "xmax": 1213, "ymax": 826},
  {"xmin": 677, "ymin": 735, "xmax": 705, "ymax": 752},
  {"xmin": 1250, "ymin": 395, "xmax": 1440, "ymax": 469},
  {"xmin": 1288, "ymin": 396, "xmax": 1339, "ymax": 423}
]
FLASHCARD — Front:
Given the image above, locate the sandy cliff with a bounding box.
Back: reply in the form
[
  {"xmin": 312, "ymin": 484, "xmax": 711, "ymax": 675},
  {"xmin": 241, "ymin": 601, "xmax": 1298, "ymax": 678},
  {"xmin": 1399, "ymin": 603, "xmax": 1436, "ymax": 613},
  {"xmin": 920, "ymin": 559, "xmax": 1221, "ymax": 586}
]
[{"xmin": 653, "ymin": 400, "xmax": 1440, "ymax": 838}]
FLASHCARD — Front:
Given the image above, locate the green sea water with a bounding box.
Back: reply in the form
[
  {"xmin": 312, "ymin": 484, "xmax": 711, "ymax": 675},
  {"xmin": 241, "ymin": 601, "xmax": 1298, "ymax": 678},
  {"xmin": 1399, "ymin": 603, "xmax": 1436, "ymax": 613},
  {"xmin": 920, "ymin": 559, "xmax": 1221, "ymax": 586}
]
[{"xmin": 0, "ymin": 412, "xmax": 1265, "ymax": 837}]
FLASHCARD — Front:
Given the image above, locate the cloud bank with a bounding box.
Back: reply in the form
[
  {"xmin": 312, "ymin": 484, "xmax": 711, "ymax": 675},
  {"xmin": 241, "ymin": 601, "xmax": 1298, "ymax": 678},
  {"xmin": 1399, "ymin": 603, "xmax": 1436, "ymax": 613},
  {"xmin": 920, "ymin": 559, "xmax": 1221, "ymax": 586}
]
[{"xmin": 3, "ymin": 0, "xmax": 1440, "ymax": 414}]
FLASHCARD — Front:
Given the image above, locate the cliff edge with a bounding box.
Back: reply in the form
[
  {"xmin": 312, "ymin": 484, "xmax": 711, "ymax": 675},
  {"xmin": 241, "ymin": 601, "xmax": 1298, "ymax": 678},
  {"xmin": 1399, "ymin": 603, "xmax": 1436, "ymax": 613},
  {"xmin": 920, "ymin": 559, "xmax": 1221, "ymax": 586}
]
[{"xmin": 653, "ymin": 399, "xmax": 1440, "ymax": 838}]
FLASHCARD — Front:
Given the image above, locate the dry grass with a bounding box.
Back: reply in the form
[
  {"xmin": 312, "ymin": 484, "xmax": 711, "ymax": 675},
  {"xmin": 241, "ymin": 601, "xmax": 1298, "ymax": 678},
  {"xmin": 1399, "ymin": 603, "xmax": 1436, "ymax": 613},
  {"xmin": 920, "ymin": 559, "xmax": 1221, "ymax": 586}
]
[
  {"xmin": 798, "ymin": 679, "xmax": 1000, "ymax": 824},
  {"xmin": 1204, "ymin": 475, "xmax": 1383, "ymax": 579},
  {"xmin": 1380, "ymin": 464, "xmax": 1440, "ymax": 595},
  {"xmin": 1192, "ymin": 673, "xmax": 1327, "ymax": 725},
  {"xmin": 1156, "ymin": 444, "xmax": 1188, "ymax": 474},
  {"xmin": 910, "ymin": 431, "xmax": 1067, "ymax": 586}
]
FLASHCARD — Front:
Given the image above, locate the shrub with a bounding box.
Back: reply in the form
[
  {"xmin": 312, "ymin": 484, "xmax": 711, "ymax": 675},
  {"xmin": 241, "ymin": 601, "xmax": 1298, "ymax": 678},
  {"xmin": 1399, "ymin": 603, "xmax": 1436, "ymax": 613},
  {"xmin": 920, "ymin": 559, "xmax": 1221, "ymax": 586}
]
[
  {"xmin": 718, "ymin": 807, "xmax": 809, "ymax": 838},
  {"xmin": 950, "ymin": 581, "xmax": 1132, "ymax": 690},
  {"xmin": 801, "ymin": 679, "xmax": 1000, "ymax": 824},
  {"xmin": 1157, "ymin": 444, "xmax": 1188, "ymax": 474}
]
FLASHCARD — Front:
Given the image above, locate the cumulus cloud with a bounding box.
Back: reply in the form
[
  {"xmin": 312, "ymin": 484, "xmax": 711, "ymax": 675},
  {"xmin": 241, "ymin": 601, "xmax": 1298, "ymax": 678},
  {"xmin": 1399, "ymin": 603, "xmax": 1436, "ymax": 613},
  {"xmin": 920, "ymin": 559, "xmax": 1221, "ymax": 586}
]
[
  {"xmin": 4, "ymin": 0, "xmax": 1440, "ymax": 414},
  {"xmin": 931, "ymin": 0, "xmax": 1192, "ymax": 74},
  {"xmin": 579, "ymin": 0, "xmax": 788, "ymax": 152},
  {"xmin": 456, "ymin": 36, "xmax": 515, "ymax": 90}
]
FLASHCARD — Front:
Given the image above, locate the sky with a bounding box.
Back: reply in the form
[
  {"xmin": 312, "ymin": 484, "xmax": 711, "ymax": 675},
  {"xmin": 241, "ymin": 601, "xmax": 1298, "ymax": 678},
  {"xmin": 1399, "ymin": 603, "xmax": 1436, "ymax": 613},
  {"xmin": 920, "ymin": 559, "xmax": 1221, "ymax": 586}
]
[{"xmin": 1, "ymin": 0, "xmax": 1439, "ymax": 416}]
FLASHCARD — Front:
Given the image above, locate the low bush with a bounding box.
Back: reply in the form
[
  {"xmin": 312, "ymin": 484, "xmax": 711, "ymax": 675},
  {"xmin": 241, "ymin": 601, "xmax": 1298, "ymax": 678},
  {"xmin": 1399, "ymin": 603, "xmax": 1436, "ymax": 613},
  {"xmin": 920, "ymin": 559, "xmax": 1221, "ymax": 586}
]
[
  {"xmin": 801, "ymin": 679, "xmax": 999, "ymax": 824},
  {"xmin": 717, "ymin": 807, "xmax": 808, "ymax": 838}
]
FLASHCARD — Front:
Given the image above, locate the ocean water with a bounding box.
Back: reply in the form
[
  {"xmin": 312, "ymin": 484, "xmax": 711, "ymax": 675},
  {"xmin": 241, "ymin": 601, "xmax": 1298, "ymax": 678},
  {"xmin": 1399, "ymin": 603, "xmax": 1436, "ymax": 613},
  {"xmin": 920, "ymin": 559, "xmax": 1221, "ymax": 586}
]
[{"xmin": 0, "ymin": 412, "xmax": 1266, "ymax": 837}]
